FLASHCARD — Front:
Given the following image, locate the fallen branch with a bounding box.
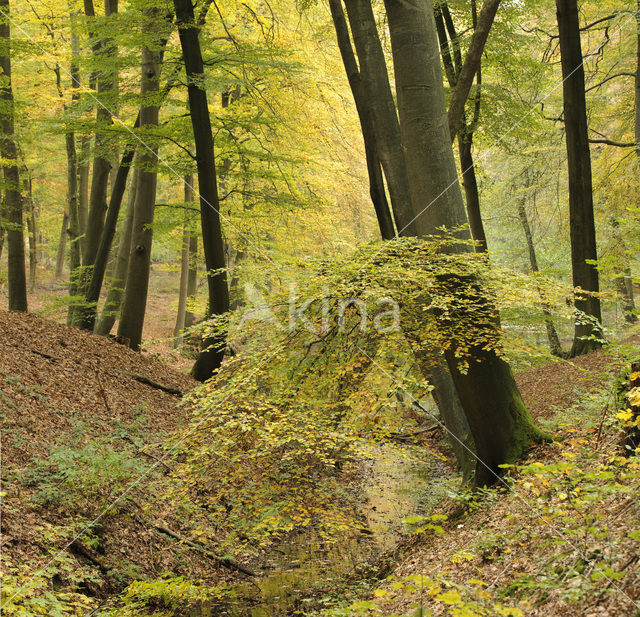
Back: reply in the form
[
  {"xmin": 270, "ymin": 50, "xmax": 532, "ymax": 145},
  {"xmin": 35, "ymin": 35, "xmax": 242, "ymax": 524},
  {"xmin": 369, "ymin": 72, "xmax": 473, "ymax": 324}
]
[
  {"xmin": 70, "ymin": 539, "xmax": 109, "ymax": 571},
  {"xmin": 134, "ymin": 513, "xmax": 256, "ymax": 577},
  {"xmin": 389, "ymin": 424, "xmax": 440, "ymax": 443},
  {"xmin": 123, "ymin": 372, "xmax": 184, "ymax": 397}
]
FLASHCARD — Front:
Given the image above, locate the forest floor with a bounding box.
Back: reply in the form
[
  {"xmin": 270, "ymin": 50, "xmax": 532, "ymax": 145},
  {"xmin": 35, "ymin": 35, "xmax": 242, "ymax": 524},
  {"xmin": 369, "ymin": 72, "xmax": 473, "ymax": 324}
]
[{"xmin": 1, "ymin": 278, "xmax": 640, "ymax": 616}]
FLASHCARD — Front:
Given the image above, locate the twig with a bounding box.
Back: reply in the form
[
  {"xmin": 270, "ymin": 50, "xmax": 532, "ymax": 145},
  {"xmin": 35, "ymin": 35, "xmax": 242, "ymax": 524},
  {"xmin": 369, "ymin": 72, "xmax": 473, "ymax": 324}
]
[{"xmin": 122, "ymin": 372, "xmax": 183, "ymax": 397}]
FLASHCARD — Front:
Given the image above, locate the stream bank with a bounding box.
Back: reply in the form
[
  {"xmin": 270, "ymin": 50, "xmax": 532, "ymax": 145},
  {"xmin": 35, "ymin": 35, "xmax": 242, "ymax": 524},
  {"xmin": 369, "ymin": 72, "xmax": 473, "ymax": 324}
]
[{"xmin": 204, "ymin": 442, "xmax": 453, "ymax": 617}]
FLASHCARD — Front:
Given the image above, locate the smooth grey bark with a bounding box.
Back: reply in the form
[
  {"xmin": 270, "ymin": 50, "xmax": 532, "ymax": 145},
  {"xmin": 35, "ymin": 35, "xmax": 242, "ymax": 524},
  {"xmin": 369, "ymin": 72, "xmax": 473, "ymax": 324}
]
[
  {"xmin": 55, "ymin": 211, "xmax": 69, "ymax": 279},
  {"xmin": 384, "ymin": 0, "xmax": 545, "ymax": 486},
  {"xmin": 65, "ymin": 9, "xmax": 82, "ymax": 324},
  {"xmin": 185, "ymin": 232, "xmax": 198, "ymax": 328},
  {"xmin": 173, "ymin": 175, "xmax": 194, "ymax": 347},
  {"xmin": 0, "ymin": 0, "xmax": 26, "ymax": 312},
  {"xmin": 343, "ymin": 0, "xmax": 416, "ymax": 234},
  {"xmin": 175, "ymin": 0, "xmax": 230, "ymax": 381},
  {"xmin": 66, "ymin": 132, "xmax": 81, "ymax": 326},
  {"xmin": 95, "ymin": 168, "xmax": 137, "ymax": 336},
  {"xmin": 336, "ymin": 0, "xmax": 473, "ymax": 474},
  {"xmin": 78, "ymin": 136, "xmax": 90, "ymax": 251},
  {"xmin": 447, "ymin": 0, "xmax": 500, "ymax": 140},
  {"xmin": 75, "ymin": 113, "xmax": 140, "ymax": 331},
  {"xmin": 328, "ymin": 0, "xmax": 395, "ymax": 240},
  {"xmin": 24, "ymin": 176, "xmax": 36, "ymax": 291},
  {"xmin": 0, "ymin": 213, "xmax": 4, "ymax": 262},
  {"xmin": 435, "ymin": 2, "xmax": 488, "ymax": 252},
  {"xmin": 615, "ymin": 269, "xmax": 637, "ymax": 325},
  {"xmin": 556, "ymin": 0, "xmax": 602, "ymax": 356},
  {"xmin": 82, "ymin": 0, "xmax": 118, "ymax": 275},
  {"xmin": 636, "ymin": 0, "xmax": 640, "ymax": 163},
  {"xmin": 117, "ymin": 32, "xmax": 161, "ymax": 351}
]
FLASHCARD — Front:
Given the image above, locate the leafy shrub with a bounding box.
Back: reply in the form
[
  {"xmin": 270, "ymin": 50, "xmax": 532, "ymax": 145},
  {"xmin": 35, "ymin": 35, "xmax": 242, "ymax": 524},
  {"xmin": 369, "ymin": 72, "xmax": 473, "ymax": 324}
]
[
  {"xmin": 0, "ymin": 559, "xmax": 97, "ymax": 617},
  {"xmin": 24, "ymin": 440, "xmax": 152, "ymax": 513}
]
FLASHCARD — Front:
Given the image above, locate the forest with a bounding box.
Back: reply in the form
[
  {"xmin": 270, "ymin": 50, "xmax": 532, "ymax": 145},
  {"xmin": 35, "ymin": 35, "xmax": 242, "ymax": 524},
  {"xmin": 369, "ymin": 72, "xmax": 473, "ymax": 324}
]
[{"xmin": 1, "ymin": 0, "xmax": 640, "ymax": 615}]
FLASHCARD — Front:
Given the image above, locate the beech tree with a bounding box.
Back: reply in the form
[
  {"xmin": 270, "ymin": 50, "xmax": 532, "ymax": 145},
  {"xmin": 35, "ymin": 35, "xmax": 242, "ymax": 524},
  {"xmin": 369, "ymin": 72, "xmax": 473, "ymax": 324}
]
[
  {"xmin": 383, "ymin": 0, "xmax": 546, "ymax": 485},
  {"xmin": 556, "ymin": 0, "xmax": 602, "ymax": 356},
  {"xmin": 0, "ymin": 0, "xmax": 26, "ymax": 312},
  {"xmin": 174, "ymin": 0, "xmax": 230, "ymax": 382},
  {"xmin": 117, "ymin": 10, "xmax": 163, "ymax": 351}
]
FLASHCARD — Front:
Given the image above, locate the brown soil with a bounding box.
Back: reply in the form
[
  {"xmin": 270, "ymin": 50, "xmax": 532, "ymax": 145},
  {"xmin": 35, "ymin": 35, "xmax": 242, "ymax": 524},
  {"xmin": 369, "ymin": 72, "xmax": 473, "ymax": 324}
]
[{"xmin": 0, "ymin": 309, "xmax": 238, "ymax": 599}]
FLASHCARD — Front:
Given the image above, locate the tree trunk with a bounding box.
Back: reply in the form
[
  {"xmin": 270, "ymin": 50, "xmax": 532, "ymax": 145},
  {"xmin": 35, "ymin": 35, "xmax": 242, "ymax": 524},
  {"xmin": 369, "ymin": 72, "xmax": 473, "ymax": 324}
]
[
  {"xmin": 24, "ymin": 177, "xmax": 37, "ymax": 291},
  {"xmin": 65, "ymin": 9, "xmax": 82, "ymax": 324},
  {"xmin": 328, "ymin": 0, "xmax": 395, "ymax": 240},
  {"xmin": 384, "ymin": 0, "xmax": 545, "ymax": 486},
  {"xmin": 343, "ymin": 0, "xmax": 416, "ymax": 235},
  {"xmin": 556, "ymin": 0, "xmax": 602, "ymax": 357},
  {"xmin": 95, "ymin": 168, "xmax": 137, "ymax": 335},
  {"xmin": 332, "ymin": 0, "xmax": 475, "ymax": 475},
  {"xmin": 173, "ymin": 175, "xmax": 194, "ymax": 347},
  {"xmin": 0, "ymin": 0, "xmax": 26, "ymax": 312},
  {"xmin": 0, "ymin": 216, "xmax": 4, "ymax": 262},
  {"xmin": 75, "ymin": 115, "xmax": 140, "ymax": 331},
  {"xmin": 458, "ymin": 133, "xmax": 487, "ymax": 252},
  {"xmin": 635, "ymin": 0, "xmax": 640, "ymax": 164},
  {"xmin": 516, "ymin": 195, "xmax": 563, "ymax": 356},
  {"xmin": 78, "ymin": 136, "xmax": 90, "ymax": 251},
  {"xmin": 435, "ymin": 1, "xmax": 488, "ymax": 251},
  {"xmin": 447, "ymin": 0, "xmax": 500, "ymax": 140},
  {"xmin": 117, "ymin": 26, "xmax": 161, "ymax": 351},
  {"xmin": 81, "ymin": 0, "xmax": 118, "ymax": 279},
  {"xmin": 185, "ymin": 232, "xmax": 198, "ymax": 328},
  {"xmin": 175, "ymin": 0, "xmax": 230, "ymax": 382},
  {"xmin": 55, "ymin": 212, "xmax": 69, "ymax": 279},
  {"xmin": 66, "ymin": 132, "xmax": 82, "ymax": 326},
  {"xmin": 615, "ymin": 270, "xmax": 637, "ymax": 325}
]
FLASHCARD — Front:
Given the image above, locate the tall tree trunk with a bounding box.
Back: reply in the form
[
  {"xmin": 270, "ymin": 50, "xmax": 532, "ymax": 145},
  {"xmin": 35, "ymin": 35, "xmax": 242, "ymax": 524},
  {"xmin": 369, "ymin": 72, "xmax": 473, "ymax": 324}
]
[
  {"xmin": 447, "ymin": 0, "xmax": 500, "ymax": 140},
  {"xmin": 615, "ymin": 269, "xmax": 637, "ymax": 325},
  {"xmin": 117, "ymin": 22, "xmax": 161, "ymax": 351},
  {"xmin": 343, "ymin": 0, "xmax": 416, "ymax": 235},
  {"xmin": 78, "ymin": 136, "xmax": 90, "ymax": 251},
  {"xmin": 185, "ymin": 232, "xmax": 198, "ymax": 328},
  {"xmin": 65, "ymin": 8, "xmax": 82, "ymax": 324},
  {"xmin": 458, "ymin": 132, "xmax": 487, "ymax": 251},
  {"xmin": 556, "ymin": 0, "xmax": 602, "ymax": 357},
  {"xmin": 24, "ymin": 177, "xmax": 37, "ymax": 291},
  {"xmin": 337, "ymin": 0, "xmax": 474, "ymax": 475},
  {"xmin": 516, "ymin": 194, "xmax": 563, "ymax": 356},
  {"xmin": 173, "ymin": 175, "xmax": 194, "ymax": 347},
  {"xmin": 610, "ymin": 218, "xmax": 637, "ymax": 325},
  {"xmin": 175, "ymin": 0, "xmax": 230, "ymax": 382},
  {"xmin": 66, "ymin": 132, "xmax": 82, "ymax": 326},
  {"xmin": 55, "ymin": 212, "xmax": 69, "ymax": 280},
  {"xmin": 81, "ymin": 0, "xmax": 118, "ymax": 279},
  {"xmin": 435, "ymin": 1, "xmax": 488, "ymax": 251},
  {"xmin": 384, "ymin": 0, "xmax": 545, "ymax": 486},
  {"xmin": 95, "ymin": 168, "xmax": 137, "ymax": 335},
  {"xmin": 635, "ymin": 0, "xmax": 640, "ymax": 163},
  {"xmin": 328, "ymin": 0, "xmax": 395, "ymax": 240},
  {"xmin": 76, "ymin": 115, "xmax": 140, "ymax": 331},
  {"xmin": 0, "ymin": 0, "xmax": 26, "ymax": 312}
]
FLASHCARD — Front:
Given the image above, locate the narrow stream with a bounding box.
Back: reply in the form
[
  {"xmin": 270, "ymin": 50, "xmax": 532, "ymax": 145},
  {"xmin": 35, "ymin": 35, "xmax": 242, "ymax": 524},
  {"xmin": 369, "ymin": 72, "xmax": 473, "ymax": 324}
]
[{"xmin": 201, "ymin": 443, "xmax": 451, "ymax": 617}]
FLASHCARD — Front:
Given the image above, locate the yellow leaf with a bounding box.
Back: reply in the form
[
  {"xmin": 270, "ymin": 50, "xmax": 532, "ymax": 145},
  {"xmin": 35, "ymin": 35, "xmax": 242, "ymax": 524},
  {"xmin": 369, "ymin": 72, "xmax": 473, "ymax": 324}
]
[{"xmin": 436, "ymin": 589, "xmax": 462, "ymax": 605}]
